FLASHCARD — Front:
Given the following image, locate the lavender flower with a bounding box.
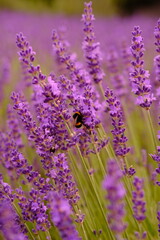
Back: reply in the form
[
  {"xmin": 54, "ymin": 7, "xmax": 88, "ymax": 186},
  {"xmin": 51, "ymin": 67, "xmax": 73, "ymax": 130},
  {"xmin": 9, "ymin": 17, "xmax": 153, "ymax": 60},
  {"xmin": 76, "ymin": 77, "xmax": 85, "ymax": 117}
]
[
  {"xmin": 0, "ymin": 175, "xmax": 14, "ymax": 202},
  {"xmin": 0, "ymin": 199, "xmax": 26, "ymax": 240},
  {"xmin": 103, "ymin": 159, "xmax": 126, "ymax": 239},
  {"xmin": 82, "ymin": 1, "xmax": 105, "ymax": 84},
  {"xmin": 106, "ymin": 47, "xmax": 127, "ymax": 97},
  {"xmin": 50, "ymin": 153, "xmax": 80, "ymax": 206},
  {"xmin": 11, "ymin": 92, "xmax": 55, "ymax": 171},
  {"xmin": 127, "ymin": 166, "xmax": 136, "ymax": 177},
  {"xmin": 132, "ymin": 176, "xmax": 146, "ymax": 222},
  {"xmin": 11, "ymin": 92, "xmax": 42, "ymax": 144},
  {"xmin": 15, "ymin": 187, "xmax": 51, "ymax": 233},
  {"xmin": 0, "ymin": 124, "xmax": 53, "ymax": 193},
  {"xmin": 16, "ymin": 33, "xmax": 46, "ymax": 86},
  {"xmin": 52, "ymin": 29, "xmax": 88, "ymax": 88},
  {"xmin": 120, "ymin": 40, "xmax": 132, "ymax": 75},
  {"xmin": 105, "ymin": 88, "xmax": 130, "ymax": 158},
  {"xmin": 0, "ymin": 130, "xmax": 53, "ymax": 233},
  {"xmin": 154, "ymin": 19, "xmax": 160, "ymax": 96},
  {"xmin": 7, "ymin": 105, "xmax": 24, "ymax": 149},
  {"xmin": 130, "ymin": 26, "xmax": 155, "ymax": 109},
  {"xmin": 0, "ymin": 58, "xmax": 10, "ymax": 102},
  {"xmin": 154, "ymin": 19, "xmax": 160, "ymax": 54},
  {"xmin": 48, "ymin": 191, "xmax": 81, "ymax": 240},
  {"xmin": 134, "ymin": 231, "xmax": 147, "ymax": 239},
  {"xmin": 0, "ymin": 131, "xmax": 27, "ymax": 180}
]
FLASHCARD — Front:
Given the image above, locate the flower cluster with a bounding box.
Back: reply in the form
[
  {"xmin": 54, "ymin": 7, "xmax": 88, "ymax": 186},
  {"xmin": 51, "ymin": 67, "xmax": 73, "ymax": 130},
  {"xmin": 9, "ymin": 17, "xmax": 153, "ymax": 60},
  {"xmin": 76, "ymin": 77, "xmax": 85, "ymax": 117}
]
[
  {"xmin": 154, "ymin": 19, "xmax": 160, "ymax": 97},
  {"xmin": 16, "ymin": 33, "xmax": 46, "ymax": 86},
  {"xmin": 154, "ymin": 19, "xmax": 160, "ymax": 54},
  {"xmin": 50, "ymin": 153, "xmax": 80, "ymax": 206},
  {"xmin": 0, "ymin": 58, "xmax": 10, "ymax": 101},
  {"xmin": 82, "ymin": 1, "xmax": 105, "ymax": 84},
  {"xmin": 105, "ymin": 88, "xmax": 130, "ymax": 158},
  {"xmin": 132, "ymin": 176, "xmax": 146, "ymax": 222},
  {"xmin": 106, "ymin": 47, "xmax": 128, "ymax": 97},
  {"xmin": 103, "ymin": 159, "xmax": 126, "ymax": 239},
  {"xmin": 0, "ymin": 199, "xmax": 26, "ymax": 240},
  {"xmin": 130, "ymin": 26, "xmax": 155, "ymax": 109},
  {"xmin": 48, "ymin": 191, "xmax": 81, "ymax": 240}
]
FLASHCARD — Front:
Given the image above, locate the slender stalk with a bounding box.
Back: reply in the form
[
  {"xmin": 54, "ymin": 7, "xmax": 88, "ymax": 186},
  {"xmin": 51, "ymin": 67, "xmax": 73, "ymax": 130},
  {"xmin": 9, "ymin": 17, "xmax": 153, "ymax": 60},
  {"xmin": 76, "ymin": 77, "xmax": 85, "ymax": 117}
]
[
  {"xmin": 142, "ymin": 109, "xmax": 157, "ymax": 153},
  {"xmin": 122, "ymin": 100, "xmax": 141, "ymax": 159},
  {"xmin": 75, "ymin": 144, "xmax": 114, "ymax": 240},
  {"xmin": 64, "ymin": 121, "xmax": 108, "ymax": 232},
  {"xmin": 37, "ymin": 235, "xmax": 42, "ymax": 240},
  {"xmin": 147, "ymin": 110, "xmax": 158, "ymax": 152},
  {"xmin": 98, "ymin": 82, "xmax": 106, "ymax": 101},
  {"xmin": 81, "ymin": 222, "xmax": 88, "ymax": 240},
  {"xmin": 68, "ymin": 150, "xmax": 97, "ymax": 232},
  {"xmin": 45, "ymin": 230, "xmax": 52, "ymax": 240}
]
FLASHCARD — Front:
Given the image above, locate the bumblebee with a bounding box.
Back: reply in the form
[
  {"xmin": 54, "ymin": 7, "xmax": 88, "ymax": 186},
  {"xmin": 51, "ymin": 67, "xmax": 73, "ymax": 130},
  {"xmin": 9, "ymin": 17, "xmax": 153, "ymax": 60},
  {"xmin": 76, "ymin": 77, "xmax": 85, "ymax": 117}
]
[
  {"xmin": 50, "ymin": 147, "xmax": 55, "ymax": 153},
  {"xmin": 73, "ymin": 111, "xmax": 83, "ymax": 128}
]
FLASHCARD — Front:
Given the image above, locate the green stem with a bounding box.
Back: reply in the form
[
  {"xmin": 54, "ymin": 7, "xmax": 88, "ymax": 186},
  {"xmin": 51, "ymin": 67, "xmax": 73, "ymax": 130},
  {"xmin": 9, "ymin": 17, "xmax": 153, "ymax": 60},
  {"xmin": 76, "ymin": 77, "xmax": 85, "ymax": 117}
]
[
  {"xmin": 142, "ymin": 109, "xmax": 157, "ymax": 153},
  {"xmin": 68, "ymin": 150, "xmax": 97, "ymax": 232},
  {"xmin": 147, "ymin": 110, "xmax": 157, "ymax": 151},
  {"xmin": 45, "ymin": 230, "xmax": 52, "ymax": 240},
  {"xmin": 98, "ymin": 82, "xmax": 106, "ymax": 101},
  {"xmin": 37, "ymin": 235, "xmax": 41, "ymax": 240},
  {"xmin": 75, "ymin": 144, "xmax": 114, "ymax": 240},
  {"xmin": 91, "ymin": 133, "xmax": 106, "ymax": 177},
  {"xmin": 122, "ymin": 101, "xmax": 141, "ymax": 160},
  {"xmin": 81, "ymin": 222, "xmax": 88, "ymax": 240}
]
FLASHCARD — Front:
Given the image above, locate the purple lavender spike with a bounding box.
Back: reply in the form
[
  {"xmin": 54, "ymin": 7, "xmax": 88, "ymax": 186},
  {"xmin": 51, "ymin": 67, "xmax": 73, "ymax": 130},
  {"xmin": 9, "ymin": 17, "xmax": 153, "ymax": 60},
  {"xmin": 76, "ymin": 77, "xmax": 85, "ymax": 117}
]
[
  {"xmin": 0, "ymin": 58, "xmax": 10, "ymax": 102},
  {"xmin": 51, "ymin": 153, "xmax": 80, "ymax": 207},
  {"xmin": 106, "ymin": 47, "xmax": 127, "ymax": 97},
  {"xmin": 105, "ymin": 88, "xmax": 130, "ymax": 158},
  {"xmin": 132, "ymin": 176, "xmax": 146, "ymax": 222},
  {"xmin": 0, "ymin": 199, "xmax": 27, "ymax": 240},
  {"xmin": 48, "ymin": 191, "xmax": 81, "ymax": 240},
  {"xmin": 15, "ymin": 187, "xmax": 51, "ymax": 233},
  {"xmin": 154, "ymin": 19, "xmax": 160, "ymax": 96},
  {"xmin": 10, "ymin": 92, "xmax": 54, "ymax": 170},
  {"xmin": 16, "ymin": 32, "xmax": 46, "ymax": 86},
  {"xmin": 130, "ymin": 26, "xmax": 155, "ymax": 109},
  {"xmin": 11, "ymin": 92, "xmax": 41, "ymax": 143},
  {"xmin": 135, "ymin": 231, "xmax": 147, "ymax": 239},
  {"xmin": 103, "ymin": 159, "xmax": 126, "ymax": 238},
  {"xmin": 82, "ymin": 1, "xmax": 105, "ymax": 84},
  {"xmin": 154, "ymin": 19, "xmax": 160, "ymax": 54},
  {"xmin": 7, "ymin": 105, "xmax": 24, "ymax": 149}
]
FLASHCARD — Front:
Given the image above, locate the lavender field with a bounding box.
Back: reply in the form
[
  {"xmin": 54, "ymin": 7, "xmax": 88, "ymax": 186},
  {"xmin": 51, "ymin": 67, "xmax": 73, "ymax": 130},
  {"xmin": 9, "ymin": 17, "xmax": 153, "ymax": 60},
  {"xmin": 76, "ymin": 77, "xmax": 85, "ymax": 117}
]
[{"xmin": 0, "ymin": 1, "xmax": 160, "ymax": 240}]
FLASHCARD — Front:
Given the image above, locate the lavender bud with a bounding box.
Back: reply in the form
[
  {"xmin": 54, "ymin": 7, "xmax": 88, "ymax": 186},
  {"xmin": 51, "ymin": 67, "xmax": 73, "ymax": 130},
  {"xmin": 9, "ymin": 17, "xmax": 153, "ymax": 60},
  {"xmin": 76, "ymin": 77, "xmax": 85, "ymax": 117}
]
[{"xmin": 132, "ymin": 176, "xmax": 146, "ymax": 222}]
